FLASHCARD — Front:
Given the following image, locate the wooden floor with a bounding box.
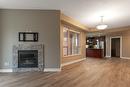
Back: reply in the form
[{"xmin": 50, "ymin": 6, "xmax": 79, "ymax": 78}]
[{"xmin": 1, "ymin": 58, "xmax": 130, "ymax": 87}]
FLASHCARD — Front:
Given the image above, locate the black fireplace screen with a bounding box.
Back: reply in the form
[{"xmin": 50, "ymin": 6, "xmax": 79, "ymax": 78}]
[{"xmin": 18, "ymin": 50, "xmax": 38, "ymax": 68}]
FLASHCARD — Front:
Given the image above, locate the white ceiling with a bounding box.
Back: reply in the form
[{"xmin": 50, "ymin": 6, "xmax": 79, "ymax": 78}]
[{"xmin": 0, "ymin": 0, "xmax": 130, "ymax": 29}]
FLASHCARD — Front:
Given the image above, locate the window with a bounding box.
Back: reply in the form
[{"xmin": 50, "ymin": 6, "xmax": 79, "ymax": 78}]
[
  {"xmin": 63, "ymin": 26, "xmax": 80, "ymax": 56},
  {"xmin": 63, "ymin": 27, "xmax": 69, "ymax": 56}
]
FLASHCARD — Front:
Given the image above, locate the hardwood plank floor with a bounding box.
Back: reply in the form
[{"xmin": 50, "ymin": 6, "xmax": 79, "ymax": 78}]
[{"xmin": 1, "ymin": 58, "xmax": 130, "ymax": 87}]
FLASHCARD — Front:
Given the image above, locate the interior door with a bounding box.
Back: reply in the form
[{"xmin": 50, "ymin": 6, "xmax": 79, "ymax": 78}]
[{"xmin": 111, "ymin": 38, "xmax": 120, "ymax": 57}]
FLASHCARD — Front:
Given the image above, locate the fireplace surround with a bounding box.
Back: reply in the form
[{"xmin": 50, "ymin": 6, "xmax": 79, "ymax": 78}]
[{"xmin": 13, "ymin": 44, "xmax": 44, "ymax": 72}]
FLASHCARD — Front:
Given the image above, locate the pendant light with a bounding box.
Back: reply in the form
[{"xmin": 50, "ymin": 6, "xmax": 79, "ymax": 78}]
[{"xmin": 96, "ymin": 16, "xmax": 108, "ymax": 30}]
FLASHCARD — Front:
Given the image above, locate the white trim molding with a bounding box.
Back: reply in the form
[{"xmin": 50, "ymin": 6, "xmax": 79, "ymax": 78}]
[
  {"xmin": 121, "ymin": 57, "xmax": 130, "ymax": 60},
  {"xmin": 0, "ymin": 69, "xmax": 13, "ymax": 72},
  {"xmin": 61, "ymin": 58, "xmax": 86, "ymax": 67},
  {"xmin": 44, "ymin": 68, "xmax": 61, "ymax": 72},
  {"xmin": 110, "ymin": 36, "xmax": 122, "ymax": 58},
  {"xmin": 105, "ymin": 56, "xmax": 111, "ymax": 58}
]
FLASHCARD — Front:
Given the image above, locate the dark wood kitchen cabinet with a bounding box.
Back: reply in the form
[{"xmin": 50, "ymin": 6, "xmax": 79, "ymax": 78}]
[{"xmin": 86, "ymin": 48, "xmax": 103, "ymax": 58}]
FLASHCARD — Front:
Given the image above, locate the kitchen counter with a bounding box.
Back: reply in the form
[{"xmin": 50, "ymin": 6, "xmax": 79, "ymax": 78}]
[{"xmin": 86, "ymin": 48, "xmax": 104, "ymax": 58}]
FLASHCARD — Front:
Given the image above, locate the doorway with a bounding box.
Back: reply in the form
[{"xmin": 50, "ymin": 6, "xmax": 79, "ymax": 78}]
[{"xmin": 111, "ymin": 37, "xmax": 121, "ymax": 58}]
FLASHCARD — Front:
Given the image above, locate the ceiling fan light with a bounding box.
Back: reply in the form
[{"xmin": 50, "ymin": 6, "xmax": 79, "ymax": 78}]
[{"xmin": 96, "ymin": 24, "xmax": 108, "ymax": 30}]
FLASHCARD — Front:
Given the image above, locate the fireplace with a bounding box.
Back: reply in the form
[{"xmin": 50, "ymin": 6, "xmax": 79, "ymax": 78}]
[
  {"xmin": 13, "ymin": 44, "xmax": 44, "ymax": 72},
  {"xmin": 18, "ymin": 50, "xmax": 38, "ymax": 68}
]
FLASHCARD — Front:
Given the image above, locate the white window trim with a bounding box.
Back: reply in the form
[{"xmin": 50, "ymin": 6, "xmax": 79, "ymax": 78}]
[{"xmin": 63, "ymin": 27, "xmax": 81, "ymax": 57}]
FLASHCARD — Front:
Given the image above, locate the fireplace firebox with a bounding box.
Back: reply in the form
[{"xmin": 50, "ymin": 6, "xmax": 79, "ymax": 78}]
[{"xmin": 18, "ymin": 50, "xmax": 38, "ymax": 68}]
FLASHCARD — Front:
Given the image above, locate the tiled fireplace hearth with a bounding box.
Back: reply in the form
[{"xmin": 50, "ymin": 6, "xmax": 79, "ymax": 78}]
[{"xmin": 13, "ymin": 44, "xmax": 44, "ymax": 72}]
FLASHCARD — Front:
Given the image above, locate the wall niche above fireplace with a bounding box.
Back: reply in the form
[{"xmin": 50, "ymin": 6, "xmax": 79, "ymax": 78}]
[{"xmin": 19, "ymin": 32, "xmax": 38, "ymax": 42}]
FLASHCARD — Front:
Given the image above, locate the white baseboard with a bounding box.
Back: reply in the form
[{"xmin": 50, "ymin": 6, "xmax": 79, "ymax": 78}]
[
  {"xmin": 44, "ymin": 68, "xmax": 61, "ymax": 72},
  {"xmin": 61, "ymin": 58, "xmax": 86, "ymax": 67},
  {"xmin": 120, "ymin": 57, "xmax": 130, "ymax": 59},
  {"xmin": 105, "ymin": 56, "xmax": 111, "ymax": 58},
  {"xmin": 0, "ymin": 69, "xmax": 13, "ymax": 72}
]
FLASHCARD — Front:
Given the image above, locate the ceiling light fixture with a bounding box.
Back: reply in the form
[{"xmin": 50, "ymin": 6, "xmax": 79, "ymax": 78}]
[{"xmin": 96, "ymin": 16, "xmax": 108, "ymax": 30}]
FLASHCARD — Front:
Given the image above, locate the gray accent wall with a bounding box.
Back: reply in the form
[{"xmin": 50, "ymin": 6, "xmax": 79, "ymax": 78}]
[{"xmin": 0, "ymin": 9, "xmax": 61, "ymax": 69}]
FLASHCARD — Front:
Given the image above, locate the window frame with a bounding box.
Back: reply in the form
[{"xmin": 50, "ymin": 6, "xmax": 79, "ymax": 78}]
[{"xmin": 63, "ymin": 26, "xmax": 81, "ymax": 57}]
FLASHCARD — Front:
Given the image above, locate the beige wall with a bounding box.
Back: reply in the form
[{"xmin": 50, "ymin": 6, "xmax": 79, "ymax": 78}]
[
  {"xmin": 106, "ymin": 29, "xmax": 130, "ymax": 58},
  {"xmin": 61, "ymin": 22, "xmax": 86, "ymax": 64},
  {"xmin": 61, "ymin": 14, "xmax": 89, "ymax": 31},
  {"xmin": 60, "ymin": 14, "xmax": 87, "ymax": 65},
  {"xmin": 0, "ymin": 9, "xmax": 61, "ymax": 69}
]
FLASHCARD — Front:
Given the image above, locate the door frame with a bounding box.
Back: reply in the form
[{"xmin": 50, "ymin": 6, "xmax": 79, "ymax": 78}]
[{"xmin": 110, "ymin": 36, "xmax": 122, "ymax": 58}]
